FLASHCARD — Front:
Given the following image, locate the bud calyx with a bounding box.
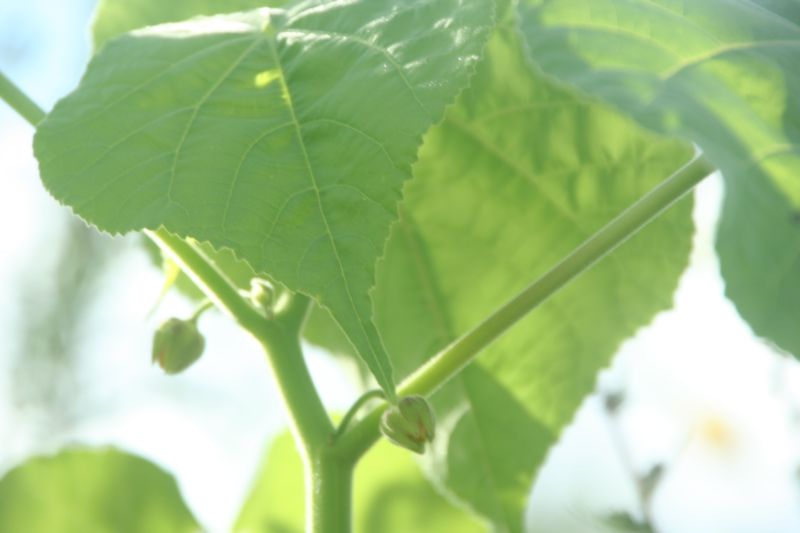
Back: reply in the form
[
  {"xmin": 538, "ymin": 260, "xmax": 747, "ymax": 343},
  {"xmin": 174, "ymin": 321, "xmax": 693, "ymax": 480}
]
[{"xmin": 379, "ymin": 395, "xmax": 436, "ymax": 454}]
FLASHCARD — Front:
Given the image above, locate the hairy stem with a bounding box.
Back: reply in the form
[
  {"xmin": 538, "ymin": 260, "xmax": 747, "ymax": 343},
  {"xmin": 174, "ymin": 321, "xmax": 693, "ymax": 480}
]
[
  {"xmin": 333, "ymin": 389, "xmax": 385, "ymax": 441},
  {"xmin": 309, "ymin": 452, "xmax": 354, "ymax": 533},
  {"xmin": 334, "ymin": 154, "xmax": 715, "ymax": 459}
]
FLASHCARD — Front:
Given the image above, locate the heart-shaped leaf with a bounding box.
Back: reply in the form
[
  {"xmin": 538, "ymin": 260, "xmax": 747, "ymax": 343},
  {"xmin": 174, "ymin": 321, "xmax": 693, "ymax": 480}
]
[{"xmin": 35, "ymin": 0, "xmax": 494, "ymax": 397}]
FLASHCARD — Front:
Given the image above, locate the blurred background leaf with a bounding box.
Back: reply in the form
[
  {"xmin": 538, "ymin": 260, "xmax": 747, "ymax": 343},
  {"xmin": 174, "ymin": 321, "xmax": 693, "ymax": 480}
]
[
  {"xmin": 716, "ymin": 167, "xmax": 800, "ymax": 356},
  {"xmin": 0, "ymin": 447, "xmax": 200, "ymax": 533},
  {"xmin": 516, "ymin": 0, "xmax": 800, "ymax": 360}
]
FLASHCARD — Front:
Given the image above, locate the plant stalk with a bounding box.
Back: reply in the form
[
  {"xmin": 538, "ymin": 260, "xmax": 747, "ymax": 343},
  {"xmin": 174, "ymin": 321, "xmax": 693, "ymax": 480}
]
[
  {"xmin": 0, "ymin": 72, "xmax": 343, "ymax": 531},
  {"xmin": 148, "ymin": 229, "xmax": 333, "ymax": 456},
  {"xmin": 333, "ymin": 389, "xmax": 385, "ymax": 441},
  {"xmin": 309, "ymin": 452, "xmax": 354, "ymax": 533},
  {"xmin": 2, "ymin": 70, "xmax": 715, "ymax": 533},
  {"xmin": 334, "ymin": 154, "xmax": 716, "ymax": 459},
  {"xmin": 0, "ymin": 72, "xmax": 44, "ymax": 125}
]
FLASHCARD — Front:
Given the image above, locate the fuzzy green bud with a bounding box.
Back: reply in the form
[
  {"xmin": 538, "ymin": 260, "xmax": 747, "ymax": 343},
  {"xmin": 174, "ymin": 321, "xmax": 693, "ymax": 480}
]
[
  {"xmin": 151, "ymin": 317, "xmax": 205, "ymax": 374},
  {"xmin": 379, "ymin": 395, "xmax": 436, "ymax": 454},
  {"xmin": 249, "ymin": 278, "xmax": 275, "ymax": 316}
]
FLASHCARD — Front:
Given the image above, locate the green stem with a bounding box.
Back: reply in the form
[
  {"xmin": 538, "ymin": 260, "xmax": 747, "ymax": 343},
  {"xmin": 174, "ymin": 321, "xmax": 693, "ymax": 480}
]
[
  {"xmin": 335, "ymin": 154, "xmax": 715, "ymax": 459},
  {"xmin": 0, "ymin": 72, "xmax": 45, "ymax": 125},
  {"xmin": 333, "ymin": 389, "xmax": 385, "ymax": 442},
  {"xmin": 2, "ymin": 69, "xmax": 715, "ymax": 532},
  {"xmin": 146, "ymin": 230, "xmax": 265, "ymax": 331},
  {"xmin": 309, "ymin": 452, "xmax": 353, "ymax": 533},
  {"xmin": 1, "ymin": 73, "xmax": 342, "ymax": 530},
  {"xmin": 188, "ymin": 299, "xmax": 213, "ymax": 324},
  {"xmin": 148, "ymin": 229, "xmax": 333, "ymax": 455}
]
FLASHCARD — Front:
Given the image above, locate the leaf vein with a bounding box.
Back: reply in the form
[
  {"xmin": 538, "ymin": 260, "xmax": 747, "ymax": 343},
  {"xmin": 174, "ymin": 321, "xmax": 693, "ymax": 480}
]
[
  {"xmin": 221, "ymin": 121, "xmax": 296, "ymax": 232},
  {"xmin": 283, "ymin": 28, "xmax": 429, "ymax": 117},
  {"xmin": 167, "ymin": 36, "xmax": 264, "ymax": 209},
  {"xmin": 265, "ymin": 33, "xmax": 394, "ymax": 389}
]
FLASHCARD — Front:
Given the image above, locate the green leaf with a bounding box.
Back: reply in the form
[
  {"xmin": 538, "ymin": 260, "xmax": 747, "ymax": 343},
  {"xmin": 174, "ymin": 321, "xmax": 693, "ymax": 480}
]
[
  {"xmin": 35, "ymin": 0, "xmax": 495, "ymax": 398},
  {"xmin": 303, "ymin": 303, "xmax": 373, "ymax": 385},
  {"xmin": 302, "ymin": 14, "xmax": 694, "ymax": 529},
  {"xmin": 95, "ymin": 2, "xmax": 290, "ymax": 309},
  {"xmin": 234, "ymin": 432, "xmax": 485, "ymax": 533},
  {"xmin": 516, "ymin": 1, "xmax": 800, "ymax": 356},
  {"xmin": 717, "ymin": 170, "xmax": 800, "ymax": 355},
  {"xmin": 517, "ymin": 0, "xmax": 800, "ymax": 205},
  {"xmin": 0, "ymin": 447, "xmax": 200, "ymax": 533},
  {"xmin": 93, "ymin": 0, "xmax": 287, "ymax": 49},
  {"xmin": 374, "ymin": 21, "xmax": 693, "ymax": 531}
]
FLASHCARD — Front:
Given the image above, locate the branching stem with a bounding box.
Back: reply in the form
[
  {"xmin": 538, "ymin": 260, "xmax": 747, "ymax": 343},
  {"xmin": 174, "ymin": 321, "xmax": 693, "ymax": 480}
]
[
  {"xmin": 333, "ymin": 154, "xmax": 715, "ymax": 459},
  {"xmin": 147, "ymin": 229, "xmax": 333, "ymax": 455},
  {"xmin": 1, "ymin": 70, "xmax": 716, "ymax": 533}
]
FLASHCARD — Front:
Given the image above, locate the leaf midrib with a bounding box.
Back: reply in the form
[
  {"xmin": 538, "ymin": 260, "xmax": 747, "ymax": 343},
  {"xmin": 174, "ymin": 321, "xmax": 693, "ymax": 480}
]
[{"xmin": 263, "ymin": 31, "xmax": 394, "ymax": 390}]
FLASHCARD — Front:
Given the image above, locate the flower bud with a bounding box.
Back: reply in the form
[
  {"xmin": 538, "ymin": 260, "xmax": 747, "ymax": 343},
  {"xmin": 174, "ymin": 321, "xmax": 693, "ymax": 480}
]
[
  {"xmin": 249, "ymin": 278, "xmax": 275, "ymax": 316},
  {"xmin": 151, "ymin": 317, "xmax": 205, "ymax": 374},
  {"xmin": 379, "ymin": 395, "xmax": 436, "ymax": 454}
]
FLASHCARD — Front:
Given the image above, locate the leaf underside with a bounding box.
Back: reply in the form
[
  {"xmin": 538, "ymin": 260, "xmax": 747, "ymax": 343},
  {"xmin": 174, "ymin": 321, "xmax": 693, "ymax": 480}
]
[
  {"xmin": 35, "ymin": 0, "xmax": 495, "ymax": 397},
  {"xmin": 309, "ymin": 12, "xmax": 695, "ymax": 531},
  {"xmin": 517, "ymin": 0, "xmax": 800, "ymax": 358}
]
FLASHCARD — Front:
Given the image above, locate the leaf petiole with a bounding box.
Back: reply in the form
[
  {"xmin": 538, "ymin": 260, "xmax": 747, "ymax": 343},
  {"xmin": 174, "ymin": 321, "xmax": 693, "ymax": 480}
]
[
  {"xmin": 332, "ymin": 389, "xmax": 386, "ymax": 443},
  {"xmin": 188, "ymin": 299, "xmax": 214, "ymax": 324}
]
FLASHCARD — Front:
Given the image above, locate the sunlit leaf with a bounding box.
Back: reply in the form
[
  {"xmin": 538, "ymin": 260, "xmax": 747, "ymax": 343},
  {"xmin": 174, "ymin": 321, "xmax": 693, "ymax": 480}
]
[
  {"xmin": 308, "ymin": 13, "xmax": 695, "ymax": 531},
  {"xmin": 516, "ymin": 0, "xmax": 800, "ymax": 357},
  {"xmin": 35, "ymin": 0, "xmax": 494, "ymax": 397},
  {"xmin": 96, "ymin": 1, "xmax": 290, "ymax": 310},
  {"xmin": 517, "ymin": 0, "xmax": 800, "ymax": 205},
  {"xmin": 92, "ymin": 0, "xmax": 286, "ymax": 49}
]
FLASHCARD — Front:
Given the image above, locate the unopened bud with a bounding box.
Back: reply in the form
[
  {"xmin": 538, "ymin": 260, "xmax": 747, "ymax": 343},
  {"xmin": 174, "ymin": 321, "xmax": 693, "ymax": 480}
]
[
  {"xmin": 250, "ymin": 278, "xmax": 275, "ymax": 316},
  {"xmin": 151, "ymin": 317, "xmax": 205, "ymax": 374},
  {"xmin": 379, "ymin": 395, "xmax": 436, "ymax": 454}
]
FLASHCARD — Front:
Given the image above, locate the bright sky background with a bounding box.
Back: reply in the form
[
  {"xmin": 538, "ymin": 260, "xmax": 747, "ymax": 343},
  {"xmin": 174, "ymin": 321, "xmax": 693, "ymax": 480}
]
[{"xmin": 2, "ymin": 2, "xmax": 800, "ymax": 532}]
